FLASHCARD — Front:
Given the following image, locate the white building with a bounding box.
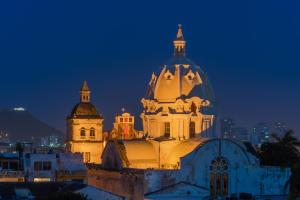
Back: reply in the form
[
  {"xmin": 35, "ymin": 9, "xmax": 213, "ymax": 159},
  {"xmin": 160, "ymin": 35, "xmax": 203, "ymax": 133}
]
[{"xmin": 24, "ymin": 152, "xmax": 86, "ymax": 182}]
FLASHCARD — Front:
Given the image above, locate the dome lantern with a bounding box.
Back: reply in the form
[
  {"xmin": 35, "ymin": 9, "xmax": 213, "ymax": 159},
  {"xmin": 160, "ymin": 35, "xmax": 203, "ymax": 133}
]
[{"xmin": 173, "ymin": 24, "xmax": 186, "ymax": 57}]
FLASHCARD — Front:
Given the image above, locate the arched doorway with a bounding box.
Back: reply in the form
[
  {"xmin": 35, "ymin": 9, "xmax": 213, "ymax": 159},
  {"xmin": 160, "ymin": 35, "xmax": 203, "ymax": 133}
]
[{"xmin": 210, "ymin": 157, "xmax": 229, "ymax": 197}]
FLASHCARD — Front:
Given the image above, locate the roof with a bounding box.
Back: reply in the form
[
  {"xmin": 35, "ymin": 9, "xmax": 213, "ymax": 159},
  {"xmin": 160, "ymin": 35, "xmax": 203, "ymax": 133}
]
[
  {"xmin": 101, "ymin": 140, "xmax": 158, "ymax": 169},
  {"xmin": 183, "ymin": 138, "xmax": 260, "ymax": 166},
  {"xmin": 166, "ymin": 138, "xmax": 207, "ymax": 165},
  {"xmin": 151, "ymin": 60, "xmax": 215, "ymax": 103},
  {"xmin": 145, "ymin": 181, "xmax": 209, "ymax": 199},
  {"xmin": 68, "ymin": 102, "xmax": 102, "ymax": 119},
  {"xmin": 76, "ymin": 186, "xmax": 125, "ymax": 200},
  {"xmin": 123, "ymin": 140, "xmax": 157, "ymax": 163},
  {"xmin": 146, "ymin": 26, "xmax": 216, "ymax": 106},
  {"xmin": 81, "ymin": 80, "xmax": 90, "ymax": 91},
  {"xmin": 0, "ymin": 182, "xmax": 86, "ymax": 199},
  {"xmin": 0, "ymin": 153, "xmax": 18, "ymax": 159},
  {"xmin": 58, "ymin": 153, "xmax": 87, "ymax": 171}
]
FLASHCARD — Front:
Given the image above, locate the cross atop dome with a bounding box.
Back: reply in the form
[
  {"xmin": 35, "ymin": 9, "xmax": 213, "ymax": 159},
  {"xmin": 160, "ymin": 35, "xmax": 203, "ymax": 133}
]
[
  {"xmin": 173, "ymin": 24, "xmax": 186, "ymax": 57},
  {"xmin": 80, "ymin": 80, "xmax": 91, "ymax": 103}
]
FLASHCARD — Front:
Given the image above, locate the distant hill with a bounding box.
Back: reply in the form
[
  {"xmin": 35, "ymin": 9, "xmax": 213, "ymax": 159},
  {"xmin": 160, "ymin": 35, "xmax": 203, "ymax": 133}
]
[{"xmin": 0, "ymin": 109, "xmax": 63, "ymax": 142}]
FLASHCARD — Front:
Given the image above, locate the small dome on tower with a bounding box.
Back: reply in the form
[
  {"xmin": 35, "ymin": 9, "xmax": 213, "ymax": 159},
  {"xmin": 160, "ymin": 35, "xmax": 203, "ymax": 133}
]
[{"xmin": 68, "ymin": 81, "xmax": 102, "ymax": 119}]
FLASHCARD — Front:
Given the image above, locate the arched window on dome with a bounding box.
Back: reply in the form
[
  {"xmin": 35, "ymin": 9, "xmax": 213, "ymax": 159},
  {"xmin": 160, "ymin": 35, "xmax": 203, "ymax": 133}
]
[
  {"xmin": 189, "ymin": 121, "xmax": 195, "ymax": 138},
  {"xmin": 90, "ymin": 128, "xmax": 95, "ymax": 138},
  {"xmin": 80, "ymin": 128, "xmax": 86, "ymax": 139},
  {"xmin": 210, "ymin": 157, "xmax": 229, "ymax": 197}
]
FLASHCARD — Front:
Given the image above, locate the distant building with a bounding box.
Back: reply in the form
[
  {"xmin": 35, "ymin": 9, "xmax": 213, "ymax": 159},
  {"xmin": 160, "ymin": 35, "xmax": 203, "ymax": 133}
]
[
  {"xmin": 40, "ymin": 135, "xmax": 61, "ymax": 148},
  {"xmin": 0, "ymin": 131, "xmax": 10, "ymax": 143},
  {"xmin": 274, "ymin": 122, "xmax": 288, "ymax": 137},
  {"xmin": 252, "ymin": 123, "xmax": 270, "ymax": 145},
  {"xmin": 220, "ymin": 119, "xmax": 249, "ymax": 142},
  {"xmin": 220, "ymin": 118, "xmax": 235, "ymax": 139},
  {"xmin": 66, "ymin": 81, "xmax": 104, "ymax": 164},
  {"xmin": 232, "ymin": 127, "xmax": 249, "ymax": 141}
]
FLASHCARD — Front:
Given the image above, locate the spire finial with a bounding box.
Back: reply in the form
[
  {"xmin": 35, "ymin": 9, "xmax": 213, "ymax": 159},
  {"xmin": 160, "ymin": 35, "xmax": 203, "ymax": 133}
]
[
  {"xmin": 80, "ymin": 80, "xmax": 91, "ymax": 103},
  {"xmin": 81, "ymin": 80, "xmax": 90, "ymax": 91},
  {"xmin": 173, "ymin": 24, "xmax": 186, "ymax": 57},
  {"xmin": 176, "ymin": 24, "xmax": 184, "ymax": 40}
]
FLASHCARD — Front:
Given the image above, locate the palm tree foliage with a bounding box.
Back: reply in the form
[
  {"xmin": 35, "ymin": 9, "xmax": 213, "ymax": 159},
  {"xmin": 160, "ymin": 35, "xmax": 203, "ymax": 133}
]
[
  {"xmin": 260, "ymin": 130, "xmax": 300, "ymax": 167},
  {"xmin": 259, "ymin": 130, "xmax": 300, "ymax": 199}
]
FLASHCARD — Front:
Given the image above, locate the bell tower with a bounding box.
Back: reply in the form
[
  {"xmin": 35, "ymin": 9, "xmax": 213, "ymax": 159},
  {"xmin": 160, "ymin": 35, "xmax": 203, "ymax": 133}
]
[{"xmin": 67, "ymin": 81, "xmax": 104, "ymax": 164}]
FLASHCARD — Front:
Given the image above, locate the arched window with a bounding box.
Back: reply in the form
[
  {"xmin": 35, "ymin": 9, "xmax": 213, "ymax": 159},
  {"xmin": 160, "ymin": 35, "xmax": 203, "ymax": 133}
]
[
  {"xmin": 189, "ymin": 121, "xmax": 196, "ymax": 138},
  {"xmin": 210, "ymin": 157, "xmax": 229, "ymax": 197},
  {"xmin": 80, "ymin": 128, "xmax": 86, "ymax": 138},
  {"xmin": 90, "ymin": 128, "xmax": 95, "ymax": 138}
]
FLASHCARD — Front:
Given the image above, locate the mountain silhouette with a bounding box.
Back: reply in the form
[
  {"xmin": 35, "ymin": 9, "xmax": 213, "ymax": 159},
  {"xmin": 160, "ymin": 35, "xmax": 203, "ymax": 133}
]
[{"xmin": 0, "ymin": 109, "xmax": 63, "ymax": 142}]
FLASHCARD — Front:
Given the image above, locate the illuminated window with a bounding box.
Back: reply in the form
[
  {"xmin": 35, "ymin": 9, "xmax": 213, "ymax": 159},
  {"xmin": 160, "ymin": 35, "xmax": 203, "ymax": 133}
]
[
  {"xmin": 120, "ymin": 118, "xmax": 123, "ymax": 122},
  {"xmin": 129, "ymin": 118, "xmax": 132, "ymax": 122},
  {"xmin": 210, "ymin": 157, "xmax": 229, "ymax": 197},
  {"xmin": 80, "ymin": 128, "xmax": 86, "ymax": 138},
  {"xmin": 189, "ymin": 121, "xmax": 196, "ymax": 138},
  {"xmin": 164, "ymin": 122, "xmax": 170, "ymax": 137},
  {"xmin": 90, "ymin": 128, "xmax": 95, "ymax": 138},
  {"xmin": 124, "ymin": 118, "xmax": 128, "ymax": 122},
  {"xmin": 34, "ymin": 178, "xmax": 51, "ymax": 182}
]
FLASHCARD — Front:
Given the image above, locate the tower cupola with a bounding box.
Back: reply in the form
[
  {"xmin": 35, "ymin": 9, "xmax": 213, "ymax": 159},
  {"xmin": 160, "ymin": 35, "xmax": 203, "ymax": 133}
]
[{"xmin": 80, "ymin": 80, "xmax": 91, "ymax": 103}]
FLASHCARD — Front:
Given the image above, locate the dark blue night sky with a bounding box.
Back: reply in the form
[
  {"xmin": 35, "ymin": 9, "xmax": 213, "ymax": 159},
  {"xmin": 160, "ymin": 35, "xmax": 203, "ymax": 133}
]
[{"xmin": 0, "ymin": 0, "xmax": 299, "ymax": 133}]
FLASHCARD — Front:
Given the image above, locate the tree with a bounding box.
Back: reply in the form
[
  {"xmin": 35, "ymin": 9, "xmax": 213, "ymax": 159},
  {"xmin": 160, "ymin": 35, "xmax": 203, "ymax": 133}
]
[
  {"xmin": 15, "ymin": 142, "xmax": 24, "ymax": 170},
  {"xmin": 260, "ymin": 130, "xmax": 300, "ymax": 167},
  {"xmin": 15, "ymin": 142, "xmax": 24, "ymax": 155},
  {"xmin": 259, "ymin": 130, "xmax": 300, "ymax": 199}
]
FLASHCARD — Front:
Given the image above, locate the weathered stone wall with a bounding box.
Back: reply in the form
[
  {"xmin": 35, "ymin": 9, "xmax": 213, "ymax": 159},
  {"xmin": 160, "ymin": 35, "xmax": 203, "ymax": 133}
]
[{"xmin": 88, "ymin": 168, "xmax": 144, "ymax": 200}]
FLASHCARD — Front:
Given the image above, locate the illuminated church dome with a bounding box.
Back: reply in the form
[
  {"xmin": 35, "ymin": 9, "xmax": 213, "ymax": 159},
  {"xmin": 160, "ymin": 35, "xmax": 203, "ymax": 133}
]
[
  {"xmin": 68, "ymin": 81, "xmax": 102, "ymax": 119},
  {"xmin": 146, "ymin": 24, "xmax": 215, "ymax": 104},
  {"xmin": 141, "ymin": 25, "xmax": 216, "ymax": 140}
]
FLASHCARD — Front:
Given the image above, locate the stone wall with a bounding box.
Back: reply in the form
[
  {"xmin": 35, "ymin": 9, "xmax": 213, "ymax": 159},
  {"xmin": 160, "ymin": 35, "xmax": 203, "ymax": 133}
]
[{"xmin": 88, "ymin": 168, "xmax": 144, "ymax": 200}]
